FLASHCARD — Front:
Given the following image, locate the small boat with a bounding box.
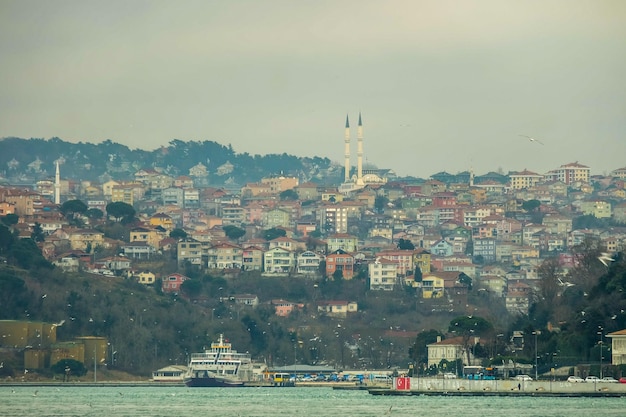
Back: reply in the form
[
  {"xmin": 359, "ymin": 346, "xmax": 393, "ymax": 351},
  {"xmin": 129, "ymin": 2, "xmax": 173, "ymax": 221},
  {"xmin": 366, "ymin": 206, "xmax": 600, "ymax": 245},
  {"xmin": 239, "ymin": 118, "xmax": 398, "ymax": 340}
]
[{"xmin": 184, "ymin": 334, "xmax": 253, "ymax": 387}]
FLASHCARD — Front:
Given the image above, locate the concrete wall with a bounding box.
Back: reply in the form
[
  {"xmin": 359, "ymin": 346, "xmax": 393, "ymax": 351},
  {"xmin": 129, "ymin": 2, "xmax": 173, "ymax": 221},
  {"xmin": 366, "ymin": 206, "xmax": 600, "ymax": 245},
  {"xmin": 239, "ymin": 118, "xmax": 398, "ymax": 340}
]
[{"xmin": 403, "ymin": 377, "xmax": 626, "ymax": 394}]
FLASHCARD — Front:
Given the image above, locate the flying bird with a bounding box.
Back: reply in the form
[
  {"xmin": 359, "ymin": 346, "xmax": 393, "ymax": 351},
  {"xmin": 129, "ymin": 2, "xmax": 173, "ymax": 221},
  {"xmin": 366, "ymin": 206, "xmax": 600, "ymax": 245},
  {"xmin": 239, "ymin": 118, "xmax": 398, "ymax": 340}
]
[
  {"xmin": 519, "ymin": 134, "xmax": 544, "ymax": 145},
  {"xmin": 557, "ymin": 278, "xmax": 575, "ymax": 287},
  {"xmin": 598, "ymin": 252, "xmax": 615, "ymax": 267}
]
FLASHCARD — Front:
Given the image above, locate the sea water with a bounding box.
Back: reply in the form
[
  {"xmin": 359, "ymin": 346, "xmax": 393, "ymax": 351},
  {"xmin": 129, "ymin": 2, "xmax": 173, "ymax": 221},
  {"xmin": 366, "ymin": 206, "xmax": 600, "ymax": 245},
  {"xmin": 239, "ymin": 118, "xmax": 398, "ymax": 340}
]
[{"xmin": 2, "ymin": 386, "xmax": 625, "ymax": 417}]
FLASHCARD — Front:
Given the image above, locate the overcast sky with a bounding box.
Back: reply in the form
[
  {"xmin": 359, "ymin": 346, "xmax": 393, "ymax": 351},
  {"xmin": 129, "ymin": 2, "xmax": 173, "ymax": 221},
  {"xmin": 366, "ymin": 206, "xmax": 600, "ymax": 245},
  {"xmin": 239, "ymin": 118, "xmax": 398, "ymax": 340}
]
[{"xmin": 1, "ymin": 0, "xmax": 625, "ymax": 178}]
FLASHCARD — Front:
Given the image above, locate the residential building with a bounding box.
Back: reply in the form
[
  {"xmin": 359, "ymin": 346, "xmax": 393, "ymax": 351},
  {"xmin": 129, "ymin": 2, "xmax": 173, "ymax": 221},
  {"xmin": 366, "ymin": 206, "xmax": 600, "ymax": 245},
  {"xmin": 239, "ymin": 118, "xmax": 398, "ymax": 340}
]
[
  {"xmin": 233, "ymin": 294, "xmax": 259, "ymax": 307},
  {"xmin": 580, "ymin": 200, "xmax": 612, "ymax": 218},
  {"xmin": 260, "ymin": 175, "xmax": 299, "ymax": 194},
  {"xmin": 326, "ymin": 233, "xmax": 358, "ymax": 253},
  {"xmin": 161, "ymin": 273, "xmax": 190, "ymax": 293},
  {"xmin": 207, "ymin": 243, "xmax": 243, "ymax": 269},
  {"xmin": 149, "ymin": 213, "xmax": 175, "ymax": 230},
  {"xmin": 242, "ymin": 246, "xmax": 264, "ymax": 271},
  {"xmin": 376, "ymin": 249, "xmax": 414, "ymax": 278},
  {"xmin": 177, "ymin": 238, "xmax": 204, "ymax": 266},
  {"xmin": 509, "ymin": 169, "xmax": 544, "ymax": 190},
  {"xmin": 317, "ymin": 301, "xmax": 358, "ymax": 317},
  {"xmin": 296, "ymin": 250, "xmax": 324, "ymax": 275},
  {"xmin": 130, "ymin": 226, "xmax": 166, "ymax": 249},
  {"xmin": 67, "ymin": 228, "xmax": 105, "ymax": 251},
  {"xmin": 421, "ymin": 274, "xmax": 445, "ymax": 299},
  {"xmin": 263, "ymin": 247, "xmax": 296, "ymax": 274},
  {"xmin": 545, "ymin": 161, "xmax": 590, "ymax": 185},
  {"xmin": 262, "ymin": 208, "xmax": 292, "ymax": 229},
  {"xmin": 325, "ymin": 249, "xmax": 355, "ymax": 279},
  {"xmin": 122, "ymin": 241, "xmax": 157, "ymax": 259},
  {"xmin": 369, "ymin": 257, "xmax": 397, "ymax": 291},
  {"xmin": 271, "ymin": 299, "xmax": 302, "ymax": 317},
  {"xmin": 473, "ymin": 238, "xmax": 497, "ymax": 263},
  {"xmin": 135, "ymin": 271, "xmax": 157, "ymax": 285},
  {"xmin": 413, "ymin": 249, "xmax": 431, "ymax": 274},
  {"xmin": 430, "ymin": 239, "xmax": 454, "ymax": 257}
]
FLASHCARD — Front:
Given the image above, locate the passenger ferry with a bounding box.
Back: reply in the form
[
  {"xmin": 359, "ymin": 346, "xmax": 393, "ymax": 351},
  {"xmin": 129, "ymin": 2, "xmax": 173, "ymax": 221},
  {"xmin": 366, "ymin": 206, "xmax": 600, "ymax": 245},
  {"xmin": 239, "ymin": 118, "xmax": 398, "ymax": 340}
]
[{"xmin": 184, "ymin": 334, "xmax": 254, "ymax": 387}]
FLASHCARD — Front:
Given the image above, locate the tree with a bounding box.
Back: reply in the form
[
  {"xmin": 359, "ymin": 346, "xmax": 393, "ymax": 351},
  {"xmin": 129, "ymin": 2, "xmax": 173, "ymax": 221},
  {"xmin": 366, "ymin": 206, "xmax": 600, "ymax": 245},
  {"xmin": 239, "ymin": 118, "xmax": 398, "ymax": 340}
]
[
  {"xmin": 414, "ymin": 266, "xmax": 423, "ymax": 283},
  {"xmin": 397, "ymin": 238, "xmax": 415, "ymax": 250},
  {"xmin": 409, "ymin": 329, "xmax": 443, "ymax": 374},
  {"xmin": 31, "ymin": 222, "xmax": 45, "ymax": 242},
  {"xmin": 86, "ymin": 208, "xmax": 103, "ymax": 220},
  {"xmin": 263, "ymin": 227, "xmax": 286, "ymax": 241},
  {"xmin": 522, "ymin": 199, "xmax": 541, "ymax": 212},
  {"xmin": 106, "ymin": 202, "xmax": 136, "ymax": 223},
  {"xmin": 458, "ymin": 272, "xmax": 472, "ymax": 290},
  {"xmin": 60, "ymin": 199, "xmax": 88, "ymax": 218},
  {"xmin": 223, "ymin": 225, "xmax": 246, "ymax": 241},
  {"xmin": 449, "ymin": 316, "xmax": 494, "ymax": 365},
  {"xmin": 1, "ymin": 213, "xmax": 19, "ymax": 226},
  {"xmin": 170, "ymin": 228, "xmax": 188, "ymax": 240},
  {"xmin": 0, "ymin": 224, "xmax": 15, "ymax": 254},
  {"xmin": 279, "ymin": 189, "xmax": 299, "ymax": 200},
  {"xmin": 51, "ymin": 359, "xmax": 87, "ymax": 379},
  {"xmin": 374, "ymin": 196, "xmax": 389, "ymax": 214},
  {"xmin": 180, "ymin": 279, "xmax": 203, "ymax": 299}
]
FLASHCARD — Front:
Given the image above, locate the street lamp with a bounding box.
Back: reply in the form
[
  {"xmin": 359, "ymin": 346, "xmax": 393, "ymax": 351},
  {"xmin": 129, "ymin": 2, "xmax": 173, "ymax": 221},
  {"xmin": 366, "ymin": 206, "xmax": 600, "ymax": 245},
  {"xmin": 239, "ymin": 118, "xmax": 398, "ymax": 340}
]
[
  {"xmin": 598, "ymin": 328, "xmax": 603, "ymax": 379},
  {"xmin": 532, "ymin": 331, "xmax": 540, "ymax": 380}
]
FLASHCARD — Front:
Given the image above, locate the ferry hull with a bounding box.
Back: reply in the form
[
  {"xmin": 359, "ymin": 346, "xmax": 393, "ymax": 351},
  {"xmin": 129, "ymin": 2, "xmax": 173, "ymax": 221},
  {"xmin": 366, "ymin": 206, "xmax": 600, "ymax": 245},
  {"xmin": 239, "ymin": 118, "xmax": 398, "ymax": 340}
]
[{"xmin": 184, "ymin": 376, "xmax": 244, "ymax": 388}]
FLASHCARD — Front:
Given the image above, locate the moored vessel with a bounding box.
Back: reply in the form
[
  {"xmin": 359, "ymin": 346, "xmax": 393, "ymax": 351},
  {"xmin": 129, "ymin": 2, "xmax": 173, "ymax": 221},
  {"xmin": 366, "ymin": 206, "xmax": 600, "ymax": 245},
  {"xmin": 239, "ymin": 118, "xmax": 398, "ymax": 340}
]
[{"xmin": 184, "ymin": 334, "xmax": 253, "ymax": 387}]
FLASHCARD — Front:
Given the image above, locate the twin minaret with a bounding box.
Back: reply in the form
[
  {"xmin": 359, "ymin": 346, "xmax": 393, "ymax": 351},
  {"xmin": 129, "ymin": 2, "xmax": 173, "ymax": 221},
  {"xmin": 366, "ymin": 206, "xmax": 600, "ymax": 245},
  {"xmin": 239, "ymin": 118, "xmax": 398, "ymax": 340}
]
[{"xmin": 343, "ymin": 112, "xmax": 364, "ymax": 185}]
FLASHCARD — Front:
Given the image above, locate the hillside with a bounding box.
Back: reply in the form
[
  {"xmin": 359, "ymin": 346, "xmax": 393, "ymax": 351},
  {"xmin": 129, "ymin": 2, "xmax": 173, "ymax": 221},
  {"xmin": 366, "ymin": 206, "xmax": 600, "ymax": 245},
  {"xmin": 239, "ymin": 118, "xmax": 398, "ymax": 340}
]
[{"xmin": 0, "ymin": 137, "xmax": 339, "ymax": 186}]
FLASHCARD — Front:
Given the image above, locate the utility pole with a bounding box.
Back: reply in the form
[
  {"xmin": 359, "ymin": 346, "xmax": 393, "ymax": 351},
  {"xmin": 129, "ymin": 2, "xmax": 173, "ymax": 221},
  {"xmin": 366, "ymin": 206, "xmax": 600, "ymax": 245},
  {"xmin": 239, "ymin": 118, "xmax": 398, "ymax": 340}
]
[{"xmin": 532, "ymin": 331, "xmax": 539, "ymax": 380}]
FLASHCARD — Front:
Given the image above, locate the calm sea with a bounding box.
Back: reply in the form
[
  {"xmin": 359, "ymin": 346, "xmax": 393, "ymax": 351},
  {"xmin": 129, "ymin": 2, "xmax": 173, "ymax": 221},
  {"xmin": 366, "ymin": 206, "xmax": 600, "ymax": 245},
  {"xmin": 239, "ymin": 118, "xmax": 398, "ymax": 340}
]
[{"xmin": 2, "ymin": 386, "xmax": 625, "ymax": 417}]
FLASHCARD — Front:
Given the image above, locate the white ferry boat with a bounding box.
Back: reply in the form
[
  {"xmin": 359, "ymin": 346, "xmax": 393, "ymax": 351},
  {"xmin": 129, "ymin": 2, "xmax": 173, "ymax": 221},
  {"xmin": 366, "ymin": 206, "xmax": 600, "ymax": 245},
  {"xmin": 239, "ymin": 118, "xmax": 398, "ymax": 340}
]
[{"xmin": 184, "ymin": 334, "xmax": 254, "ymax": 387}]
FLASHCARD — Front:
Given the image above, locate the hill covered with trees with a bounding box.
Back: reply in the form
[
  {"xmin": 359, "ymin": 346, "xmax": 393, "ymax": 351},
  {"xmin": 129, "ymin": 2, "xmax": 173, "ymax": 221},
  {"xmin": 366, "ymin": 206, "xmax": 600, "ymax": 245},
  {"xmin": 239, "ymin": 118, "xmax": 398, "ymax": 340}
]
[{"xmin": 0, "ymin": 137, "xmax": 339, "ymax": 185}]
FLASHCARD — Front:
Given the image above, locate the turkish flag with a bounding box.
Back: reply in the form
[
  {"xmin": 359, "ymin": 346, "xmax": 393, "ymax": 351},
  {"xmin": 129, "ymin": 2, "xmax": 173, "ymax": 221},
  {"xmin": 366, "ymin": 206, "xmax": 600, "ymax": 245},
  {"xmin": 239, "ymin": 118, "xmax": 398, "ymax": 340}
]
[{"xmin": 396, "ymin": 377, "xmax": 410, "ymax": 390}]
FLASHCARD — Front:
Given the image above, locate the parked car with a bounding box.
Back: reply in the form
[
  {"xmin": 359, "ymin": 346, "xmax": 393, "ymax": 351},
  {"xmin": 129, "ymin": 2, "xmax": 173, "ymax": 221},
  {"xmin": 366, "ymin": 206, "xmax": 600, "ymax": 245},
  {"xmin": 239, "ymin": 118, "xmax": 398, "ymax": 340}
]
[
  {"xmin": 443, "ymin": 372, "xmax": 457, "ymax": 379},
  {"xmin": 600, "ymin": 377, "xmax": 618, "ymax": 383},
  {"xmin": 567, "ymin": 376, "xmax": 584, "ymax": 383},
  {"xmin": 514, "ymin": 375, "xmax": 533, "ymax": 381},
  {"xmin": 585, "ymin": 376, "xmax": 600, "ymax": 383},
  {"xmin": 619, "ymin": 377, "xmax": 626, "ymax": 384}
]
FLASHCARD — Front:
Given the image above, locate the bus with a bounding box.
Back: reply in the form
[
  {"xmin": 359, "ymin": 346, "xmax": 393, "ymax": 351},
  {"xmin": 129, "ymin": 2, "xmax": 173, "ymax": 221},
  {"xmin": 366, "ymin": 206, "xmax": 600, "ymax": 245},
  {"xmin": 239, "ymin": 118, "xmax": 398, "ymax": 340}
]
[
  {"xmin": 271, "ymin": 372, "xmax": 295, "ymax": 387},
  {"xmin": 463, "ymin": 366, "xmax": 497, "ymax": 380}
]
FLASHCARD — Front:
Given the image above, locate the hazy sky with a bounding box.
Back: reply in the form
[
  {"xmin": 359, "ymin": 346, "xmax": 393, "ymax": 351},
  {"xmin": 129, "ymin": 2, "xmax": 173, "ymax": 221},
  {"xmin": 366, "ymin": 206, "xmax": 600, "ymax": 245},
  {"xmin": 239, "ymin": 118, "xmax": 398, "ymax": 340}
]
[{"xmin": 1, "ymin": 0, "xmax": 625, "ymax": 178}]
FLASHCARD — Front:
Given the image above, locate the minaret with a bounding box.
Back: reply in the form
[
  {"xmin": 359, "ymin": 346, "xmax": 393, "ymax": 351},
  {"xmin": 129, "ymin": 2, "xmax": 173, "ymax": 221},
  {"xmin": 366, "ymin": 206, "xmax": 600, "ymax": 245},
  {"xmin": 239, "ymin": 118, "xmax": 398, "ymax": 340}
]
[
  {"xmin": 54, "ymin": 161, "xmax": 61, "ymax": 204},
  {"xmin": 469, "ymin": 167, "xmax": 474, "ymax": 187},
  {"xmin": 344, "ymin": 114, "xmax": 351, "ymax": 182},
  {"xmin": 356, "ymin": 112, "xmax": 364, "ymax": 185}
]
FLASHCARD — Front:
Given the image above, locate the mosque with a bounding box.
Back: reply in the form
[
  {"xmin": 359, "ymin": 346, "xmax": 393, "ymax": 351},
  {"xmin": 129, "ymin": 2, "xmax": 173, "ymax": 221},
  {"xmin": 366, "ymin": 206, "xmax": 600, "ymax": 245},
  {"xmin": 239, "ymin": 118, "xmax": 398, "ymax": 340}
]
[{"xmin": 338, "ymin": 113, "xmax": 391, "ymax": 194}]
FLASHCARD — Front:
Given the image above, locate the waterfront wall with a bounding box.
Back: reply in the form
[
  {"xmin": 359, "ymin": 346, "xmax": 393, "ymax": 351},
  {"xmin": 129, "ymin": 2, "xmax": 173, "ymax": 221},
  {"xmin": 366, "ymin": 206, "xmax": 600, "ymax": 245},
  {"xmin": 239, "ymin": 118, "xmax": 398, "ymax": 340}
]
[{"xmin": 403, "ymin": 377, "xmax": 626, "ymax": 394}]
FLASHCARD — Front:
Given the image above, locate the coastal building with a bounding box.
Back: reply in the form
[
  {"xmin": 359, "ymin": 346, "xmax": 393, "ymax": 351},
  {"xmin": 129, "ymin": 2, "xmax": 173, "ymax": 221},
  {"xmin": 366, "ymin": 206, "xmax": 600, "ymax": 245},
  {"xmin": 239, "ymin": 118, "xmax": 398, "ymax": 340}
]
[{"xmin": 607, "ymin": 329, "xmax": 626, "ymax": 365}]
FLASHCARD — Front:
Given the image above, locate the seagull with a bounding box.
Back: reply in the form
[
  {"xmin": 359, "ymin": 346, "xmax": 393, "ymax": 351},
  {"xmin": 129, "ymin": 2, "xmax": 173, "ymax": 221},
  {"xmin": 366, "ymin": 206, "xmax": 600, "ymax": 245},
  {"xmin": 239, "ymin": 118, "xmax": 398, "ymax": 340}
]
[
  {"xmin": 557, "ymin": 278, "xmax": 575, "ymax": 287},
  {"xmin": 41, "ymin": 294, "xmax": 47, "ymax": 299},
  {"xmin": 519, "ymin": 134, "xmax": 544, "ymax": 145},
  {"xmin": 32, "ymin": 390, "xmax": 38, "ymax": 397},
  {"xmin": 598, "ymin": 252, "xmax": 615, "ymax": 267}
]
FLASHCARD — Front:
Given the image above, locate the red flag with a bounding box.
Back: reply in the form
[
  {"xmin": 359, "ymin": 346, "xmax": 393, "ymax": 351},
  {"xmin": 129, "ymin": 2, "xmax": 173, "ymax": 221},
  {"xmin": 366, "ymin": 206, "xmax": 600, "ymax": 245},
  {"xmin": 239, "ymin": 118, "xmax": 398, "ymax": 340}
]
[{"xmin": 396, "ymin": 377, "xmax": 410, "ymax": 390}]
